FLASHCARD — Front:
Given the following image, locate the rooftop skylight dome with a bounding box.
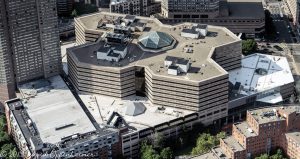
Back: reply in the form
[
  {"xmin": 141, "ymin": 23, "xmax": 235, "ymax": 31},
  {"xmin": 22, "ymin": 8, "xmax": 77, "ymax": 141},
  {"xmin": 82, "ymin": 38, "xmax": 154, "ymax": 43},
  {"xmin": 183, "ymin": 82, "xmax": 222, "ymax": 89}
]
[{"xmin": 138, "ymin": 31, "xmax": 174, "ymax": 49}]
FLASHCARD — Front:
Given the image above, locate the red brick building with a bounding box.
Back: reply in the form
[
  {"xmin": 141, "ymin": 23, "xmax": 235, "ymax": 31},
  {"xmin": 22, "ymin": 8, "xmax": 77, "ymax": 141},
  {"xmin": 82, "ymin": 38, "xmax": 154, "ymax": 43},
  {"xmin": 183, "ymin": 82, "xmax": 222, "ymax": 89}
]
[{"xmin": 219, "ymin": 106, "xmax": 300, "ymax": 159}]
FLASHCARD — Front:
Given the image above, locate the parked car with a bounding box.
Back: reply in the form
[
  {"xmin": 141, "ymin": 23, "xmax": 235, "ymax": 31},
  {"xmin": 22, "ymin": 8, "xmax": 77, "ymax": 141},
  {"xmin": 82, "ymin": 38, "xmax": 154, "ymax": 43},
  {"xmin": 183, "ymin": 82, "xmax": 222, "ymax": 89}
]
[{"xmin": 273, "ymin": 45, "xmax": 283, "ymax": 51}]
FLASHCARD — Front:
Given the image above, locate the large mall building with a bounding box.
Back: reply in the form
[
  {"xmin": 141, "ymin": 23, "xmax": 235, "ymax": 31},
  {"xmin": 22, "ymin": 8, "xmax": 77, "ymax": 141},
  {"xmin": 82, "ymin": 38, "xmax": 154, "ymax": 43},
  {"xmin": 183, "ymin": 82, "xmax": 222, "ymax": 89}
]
[
  {"xmin": 66, "ymin": 12, "xmax": 294, "ymax": 157},
  {"xmin": 4, "ymin": 11, "xmax": 294, "ymax": 159}
]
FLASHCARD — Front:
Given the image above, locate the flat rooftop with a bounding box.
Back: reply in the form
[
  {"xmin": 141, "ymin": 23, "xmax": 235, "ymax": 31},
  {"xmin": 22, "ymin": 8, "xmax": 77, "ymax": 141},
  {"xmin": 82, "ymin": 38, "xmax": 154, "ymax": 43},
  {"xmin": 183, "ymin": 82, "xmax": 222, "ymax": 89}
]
[
  {"xmin": 222, "ymin": 136, "xmax": 245, "ymax": 152},
  {"xmin": 71, "ymin": 12, "xmax": 240, "ymax": 82},
  {"xmin": 18, "ymin": 76, "xmax": 96, "ymax": 144},
  {"xmin": 234, "ymin": 122, "xmax": 257, "ymax": 138},
  {"xmin": 229, "ymin": 53, "xmax": 294, "ymax": 102},
  {"xmin": 226, "ymin": 0, "xmax": 265, "ymax": 18},
  {"xmin": 212, "ymin": 147, "xmax": 229, "ymax": 159},
  {"xmin": 191, "ymin": 152, "xmax": 219, "ymax": 159},
  {"xmin": 79, "ymin": 94, "xmax": 194, "ymax": 131},
  {"xmin": 249, "ymin": 106, "xmax": 293, "ymax": 124},
  {"xmin": 191, "ymin": 148, "xmax": 229, "ymax": 159},
  {"xmin": 286, "ymin": 132, "xmax": 300, "ymax": 145}
]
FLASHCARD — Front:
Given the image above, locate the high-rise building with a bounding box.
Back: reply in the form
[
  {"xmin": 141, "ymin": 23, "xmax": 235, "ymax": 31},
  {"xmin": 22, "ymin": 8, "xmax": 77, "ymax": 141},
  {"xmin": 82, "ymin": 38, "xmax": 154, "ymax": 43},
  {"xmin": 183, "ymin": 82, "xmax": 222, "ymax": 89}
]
[
  {"xmin": 110, "ymin": 0, "xmax": 161, "ymax": 16},
  {"xmin": 0, "ymin": 0, "xmax": 15, "ymax": 105},
  {"xmin": 285, "ymin": 0, "xmax": 300, "ymax": 26},
  {"xmin": 57, "ymin": 0, "xmax": 75, "ymax": 16},
  {"xmin": 0, "ymin": 0, "xmax": 62, "ymax": 106}
]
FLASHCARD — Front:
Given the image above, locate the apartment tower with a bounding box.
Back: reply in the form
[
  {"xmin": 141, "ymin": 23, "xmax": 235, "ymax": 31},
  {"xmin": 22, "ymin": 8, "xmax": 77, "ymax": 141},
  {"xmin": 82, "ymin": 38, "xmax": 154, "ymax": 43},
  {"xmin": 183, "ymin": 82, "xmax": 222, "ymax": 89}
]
[
  {"xmin": 0, "ymin": 0, "xmax": 61, "ymax": 106},
  {"xmin": 57, "ymin": 0, "xmax": 75, "ymax": 16}
]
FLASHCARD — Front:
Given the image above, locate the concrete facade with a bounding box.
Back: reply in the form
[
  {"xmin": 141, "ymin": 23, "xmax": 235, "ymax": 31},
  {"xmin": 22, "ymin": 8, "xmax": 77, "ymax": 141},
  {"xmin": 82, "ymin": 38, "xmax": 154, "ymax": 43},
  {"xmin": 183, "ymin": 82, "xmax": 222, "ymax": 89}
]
[
  {"xmin": 0, "ymin": 0, "xmax": 16, "ymax": 106},
  {"xmin": 57, "ymin": 0, "xmax": 75, "ymax": 16},
  {"xmin": 285, "ymin": 0, "xmax": 300, "ymax": 26},
  {"xmin": 75, "ymin": 17, "xmax": 104, "ymax": 44},
  {"xmin": 70, "ymin": 12, "xmax": 241, "ymax": 113},
  {"xmin": 158, "ymin": 0, "xmax": 265, "ymax": 36},
  {"xmin": 110, "ymin": 0, "xmax": 161, "ymax": 16},
  {"xmin": 68, "ymin": 53, "xmax": 136, "ymax": 98},
  {"xmin": 161, "ymin": 0, "xmax": 220, "ymax": 19}
]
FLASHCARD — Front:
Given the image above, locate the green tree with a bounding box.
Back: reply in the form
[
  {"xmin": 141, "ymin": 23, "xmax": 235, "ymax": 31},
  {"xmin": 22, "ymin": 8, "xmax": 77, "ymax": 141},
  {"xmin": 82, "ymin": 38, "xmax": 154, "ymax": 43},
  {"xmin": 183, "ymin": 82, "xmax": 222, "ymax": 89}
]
[
  {"xmin": 242, "ymin": 39, "xmax": 257, "ymax": 55},
  {"xmin": 160, "ymin": 147, "xmax": 173, "ymax": 159},
  {"xmin": 255, "ymin": 154, "xmax": 269, "ymax": 159},
  {"xmin": 216, "ymin": 132, "xmax": 226, "ymax": 140},
  {"xmin": 8, "ymin": 147, "xmax": 18, "ymax": 159},
  {"xmin": 0, "ymin": 131, "xmax": 10, "ymax": 144},
  {"xmin": 71, "ymin": 9, "xmax": 78, "ymax": 17},
  {"xmin": 149, "ymin": 132, "xmax": 165, "ymax": 150},
  {"xmin": 0, "ymin": 115, "xmax": 18, "ymax": 158},
  {"xmin": 191, "ymin": 133, "xmax": 215, "ymax": 155},
  {"xmin": 191, "ymin": 132, "xmax": 226, "ymax": 156},
  {"xmin": 0, "ymin": 116, "xmax": 6, "ymax": 130},
  {"xmin": 0, "ymin": 143, "xmax": 15, "ymax": 158},
  {"xmin": 141, "ymin": 142, "xmax": 160, "ymax": 159},
  {"xmin": 270, "ymin": 149, "xmax": 286, "ymax": 159},
  {"xmin": 0, "ymin": 115, "xmax": 9, "ymax": 145},
  {"xmin": 254, "ymin": 149, "xmax": 287, "ymax": 159}
]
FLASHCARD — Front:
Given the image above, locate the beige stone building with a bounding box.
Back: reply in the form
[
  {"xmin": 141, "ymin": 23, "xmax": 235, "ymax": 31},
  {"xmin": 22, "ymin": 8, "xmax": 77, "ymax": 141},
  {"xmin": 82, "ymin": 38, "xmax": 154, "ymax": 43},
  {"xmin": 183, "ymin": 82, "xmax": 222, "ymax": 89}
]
[{"xmin": 70, "ymin": 11, "xmax": 241, "ymax": 115}]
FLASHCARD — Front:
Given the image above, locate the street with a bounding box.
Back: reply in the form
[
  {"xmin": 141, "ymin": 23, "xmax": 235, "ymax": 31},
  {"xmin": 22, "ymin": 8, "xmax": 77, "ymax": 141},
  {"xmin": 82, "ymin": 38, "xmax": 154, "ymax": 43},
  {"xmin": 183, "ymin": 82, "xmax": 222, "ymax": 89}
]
[{"xmin": 267, "ymin": 2, "xmax": 294, "ymax": 43}]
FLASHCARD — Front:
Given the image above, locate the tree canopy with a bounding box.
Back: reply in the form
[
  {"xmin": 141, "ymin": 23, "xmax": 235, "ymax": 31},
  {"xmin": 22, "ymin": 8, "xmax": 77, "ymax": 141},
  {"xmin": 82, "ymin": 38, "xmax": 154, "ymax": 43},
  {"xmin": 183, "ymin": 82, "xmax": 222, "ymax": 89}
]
[
  {"xmin": 191, "ymin": 132, "xmax": 226, "ymax": 156},
  {"xmin": 149, "ymin": 132, "xmax": 165, "ymax": 150},
  {"xmin": 0, "ymin": 115, "xmax": 18, "ymax": 159},
  {"xmin": 160, "ymin": 147, "xmax": 173, "ymax": 159},
  {"xmin": 242, "ymin": 39, "xmax": 257, "ymax": 55},
  {"xmin": 71, "ymin": 9, "xmax": 78, "ymax": 17},
  {"xmin": 140, "ymin": 133, "xmax": 173, "ymax": 159},
  {"xmin": 255, "ymin": 149, "xmax": 287, "ymax": 159}
]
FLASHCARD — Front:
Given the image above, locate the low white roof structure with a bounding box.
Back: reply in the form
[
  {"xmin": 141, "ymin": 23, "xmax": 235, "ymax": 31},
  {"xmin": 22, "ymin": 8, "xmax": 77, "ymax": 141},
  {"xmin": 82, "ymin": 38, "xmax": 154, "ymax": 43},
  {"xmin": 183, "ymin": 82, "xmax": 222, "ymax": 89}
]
[
  {"xmin": 79, "ymin": 94, "xmax": 194, "ymax": 130},
  {"xmin": 125, "ymin": 102, "xmax": 146, "ymax": 116},
  {"xmin": 256, "ymin": 92, "xmax": 283, "ymax": 104},
  {"xmin": 229, "ymin": 53, "xmax": 294, "ymax": 103},
  {"xmin": 18, "ymin": 76, "xmax": 96, "ymax": 144}
]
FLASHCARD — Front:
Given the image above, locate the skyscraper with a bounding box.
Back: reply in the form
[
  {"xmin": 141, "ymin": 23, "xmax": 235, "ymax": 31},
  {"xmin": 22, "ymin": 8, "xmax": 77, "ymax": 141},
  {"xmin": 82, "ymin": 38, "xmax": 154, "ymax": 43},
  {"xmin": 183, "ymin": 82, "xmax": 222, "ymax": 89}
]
[
  {"xmin": 57, "ymin": 0, "xmax": 74, "ymax": 16},
  {"xmin": 0, "ymin": 0, "xmax": 62, "ymax": 106},
  {"xmin": 0, "ymin": 0, "xmax": 15, "ymax": 104}
]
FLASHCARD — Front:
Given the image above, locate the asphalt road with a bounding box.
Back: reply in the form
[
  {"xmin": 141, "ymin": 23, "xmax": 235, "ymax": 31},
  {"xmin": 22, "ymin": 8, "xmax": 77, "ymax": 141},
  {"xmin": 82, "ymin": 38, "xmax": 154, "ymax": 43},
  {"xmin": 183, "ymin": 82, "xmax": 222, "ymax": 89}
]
[
  {"xmin": 268, "ymin": 2, "xmax": 294, "ymax": 43},
  {"xmin": 273, "ymin": 20, "xmax": 293, "ymax": 43}
]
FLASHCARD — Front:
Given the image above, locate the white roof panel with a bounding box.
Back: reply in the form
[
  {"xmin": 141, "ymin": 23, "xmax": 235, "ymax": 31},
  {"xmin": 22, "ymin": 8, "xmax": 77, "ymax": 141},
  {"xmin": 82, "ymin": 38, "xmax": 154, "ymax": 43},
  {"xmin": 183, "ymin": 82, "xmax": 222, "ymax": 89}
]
[{"xmin": 229, "ymin": 53, "xmax": 294, "ymax": 97}]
